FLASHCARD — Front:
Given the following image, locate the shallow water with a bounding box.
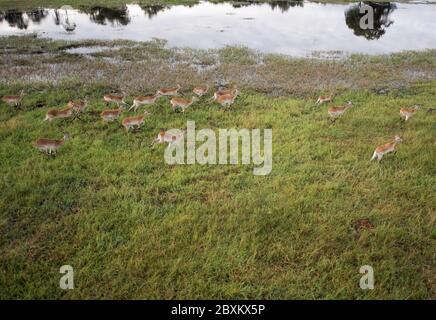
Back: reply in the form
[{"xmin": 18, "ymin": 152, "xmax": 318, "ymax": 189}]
[{"xmin": 1, "ymin": 1, "xmax": 436, "ymax": 56}]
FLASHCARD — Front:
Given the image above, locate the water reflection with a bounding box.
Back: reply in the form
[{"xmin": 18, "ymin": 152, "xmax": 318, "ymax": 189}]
[
  {"xmin": 229, "ymin": 0, "xmax": 303, "ymax": 10},
  {"xmin": 0, "ymin": 9, "xmax": 48, "ymax": 30},
  {"xmin": 54, "ymin": 8, "xmax": 76, "ymax": 32},
  {"xmin": 0, "ymin": 2, "xmax": 435, "ymax": 56},
  {"xmin": 345, "ymin": 2, "xmax": 396, "ymax": 40},
  {"xmin": 269, "ymin": 0, "xmax": 303, "ymax": 10},
  {"xmin": 27, "ymin": 9, "xmax": 49, "ymax": 23},
  {"xmin": 0, "ymin": 11, "xmax": 28, "ymax": 30},
  {"xmin": 140, "ymin": 5, "xmax": 170, "ymax": 19},
  {"xmin": 79, "ymin": 6, "xmax": 130, "ymax": 26}
]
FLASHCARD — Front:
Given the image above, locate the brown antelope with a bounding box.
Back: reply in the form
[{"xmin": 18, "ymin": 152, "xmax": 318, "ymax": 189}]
[
  {"xmin": 157, "ymin": 84, "xmax": 181, "ymax": 96},
  {"xmin": 214, "ymin": 89, "xmax": 239, "ymax": 108},
  {"xmin": 44, "ymin": 106, "xmax": 74, "ymax": 122},
  {"xmin": 193, "ymin": 85, "xmax": 209, "ymax": 97},
  {"xmin": 33, "ymin": 133, "xmax": 69, "ymax": 155},
  {"xmin": 170, "ymin": 96, "xmax": 198, "ymax": 113},
  {"xmin": 122, "ymin": 110, "xmax": 150, "ymax": 132},
  {"xmin": 2, "ymin": 90, "xmax": 24, "ymax": 107},
  {"xmin": 316, "ymin": 95, "xmax": 333, "ymax": 105},
  {"xmin": 67, "ymin": 100, "xmax": 87, "ymax": 113},
  {"xmin": 103, "ymin": 93, "xmax": 127, "ymax": 107},
  {"xmin": 328, "ymin": 101, "xmax": 353, "ymax": 119},
  {"xmin": 151, "ymin": 129, "xmax": 184, "ymax": 147},
  {"xmin": 209, "ymin": 86, "xmax": 238, "ymax": 101},
  {"xmin": 400, "ymin": 105, "xmax": 420, "ymax": 121},
  {"xmin": 370, "ymin": 135, "xmax": 402, "ymax": 162},
  {"xmin": 129, "ymin": 92, "xmax": 160, "ymax": 112},
  {"xmin": 100, "ymin": 107, "xmax": 125, "ymax": 122},
  {"xmin": 155, "ymin": 130, "xmax": 184, "ymax": 143}
]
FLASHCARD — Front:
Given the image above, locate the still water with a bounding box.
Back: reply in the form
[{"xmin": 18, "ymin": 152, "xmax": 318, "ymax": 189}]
[{"xmin": 1, "ymin": 1, "xmax": 436, "ymax": 56}]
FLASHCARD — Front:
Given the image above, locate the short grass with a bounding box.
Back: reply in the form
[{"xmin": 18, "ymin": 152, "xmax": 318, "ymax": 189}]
[{"xmin": 0, "ymin": 79, "xmax": 435, "ymax": 299}]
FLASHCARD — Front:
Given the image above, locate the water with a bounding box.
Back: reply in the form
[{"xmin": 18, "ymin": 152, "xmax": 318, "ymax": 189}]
[{"xmin": 1, "ymin": 1, "xmax": 436, "ymax": 57}]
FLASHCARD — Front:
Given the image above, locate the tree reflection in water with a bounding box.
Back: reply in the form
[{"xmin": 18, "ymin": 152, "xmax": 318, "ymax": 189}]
[
  {"xmin": 80, "ymin": 6, "xmax": 130, "ymax": 26},
  {"xmin": 345, "ymin": 2, "xmax": 396, "ymax": 40},
  {"xmin": 0, "ymin": 9, "xmax": 48, "ymax": 30},
  {"xmin": 231, "ymin": 0, "xmax": 303, "ymax": 11},
  {"xmin": 140, "ymin": 5, "xmax": 169, "ymax": 19},
  {"xmin": 0, "ymin": 1, "xmax": 400, "ymax": 42}
]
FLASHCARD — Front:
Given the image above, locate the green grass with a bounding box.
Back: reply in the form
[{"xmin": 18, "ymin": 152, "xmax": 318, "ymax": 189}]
[{"xmin": 0, "ymin": 79, "xmax": 435, "ymax": 299}]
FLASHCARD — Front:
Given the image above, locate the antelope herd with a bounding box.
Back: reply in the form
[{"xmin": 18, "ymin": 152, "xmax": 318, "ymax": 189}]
[{"xmin": 0, "ymin": 86, "xmax": 423, "ymax": 161}]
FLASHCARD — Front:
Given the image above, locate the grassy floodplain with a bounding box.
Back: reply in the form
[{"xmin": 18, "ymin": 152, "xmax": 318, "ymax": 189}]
[{"xmin": 0, "ymin": 35, "xmax": 435, "ymax": 299}]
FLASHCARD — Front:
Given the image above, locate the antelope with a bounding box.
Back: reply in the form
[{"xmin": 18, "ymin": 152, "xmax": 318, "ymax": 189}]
[
  {"xmin": 370, "ymin": 135, "xmax": 403, "ymax": 162},
  {"xmin": 67, "ymin": 99, "xmax": 87, "ymax": 113},
  {"xmin": 157, "ymin": 84, "xmax": 181, "ymax": 96},
  {"xmin": 328, "ymin": 101, "xmax": 353, "ymax": 119},
  {"xmin": 155, "ymin": 130, "xmax": 183, "ymax": 143},
  {"xmin": 129, "ymin": 92, "xmax": 160, "ymax": 112},
  {"xmin": 151, "ymin": 129, "xmax": 184, "ymax": 147},
  {"xmin": 122, "ymin": 110, "xmax": 150, "ymax": 132},
  {"xmin": 170, "ymin": 96, "xmax": 198, "ymax": 113},
  {"xmin": 400, "ymin": 105, "xmax": 420, "ymax": 121},
  {"xmin": 100, "ymin": 107, "xmax": 125, "ymax": 122},
  {"xmin": 33, "ymin": 133, "xmax": 70, "ymax": 155},
  {"xmin": 316, "ymin": 95, "xmax": 333, "ymax": 105},
  {"xmin": 209, "ymin": 86, "xmax": 238, "ymax": 101},
  {"xmin": 2, "ymin": 90, "xmax": 25, "ymax": 107},
  {"xmin": 103, "ymin": 93, "xmax": 127, "ymax": 107},
  {"xmin": 215, "ymin": 89, "xmax": 239, "ymax": 108},
  {"xmin": 193, "ymin": 85, "xmax": 209, "ymax": 97},
  {"xmin": 44, "ymin": 106, "xmax": 74, "ymax": 122}
]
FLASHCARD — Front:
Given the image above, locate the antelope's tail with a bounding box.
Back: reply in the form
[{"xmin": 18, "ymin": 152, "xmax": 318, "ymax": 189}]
[{"xmin": 370, "ymin": 151, "xmax": 377, "ymax": 161}]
